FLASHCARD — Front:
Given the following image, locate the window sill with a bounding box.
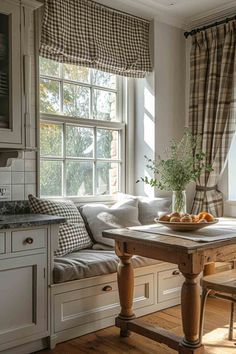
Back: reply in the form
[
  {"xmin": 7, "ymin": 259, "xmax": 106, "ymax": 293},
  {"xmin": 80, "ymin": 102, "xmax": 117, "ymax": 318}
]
[
  {"xmin": 225, "ymin": 200, "xmax": 236, "ymax": 205},
  {"xmin": 40, "ymin": 195, "xmax": 118, "ymax": 205}
]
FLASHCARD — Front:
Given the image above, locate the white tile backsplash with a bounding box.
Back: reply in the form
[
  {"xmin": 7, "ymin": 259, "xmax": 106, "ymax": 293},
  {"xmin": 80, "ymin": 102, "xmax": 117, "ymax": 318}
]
[
  {"xmin": 0, "ymin": 158, "xmax": 37, "ymax": 200},
  {"xmin": 25, "ymin": 151, "xmax": 36, "ymax": 160},
  {"xmin": 0, "ymin": 172, "xmax": 11, "ymax": 184},
  {"xmin": 12, "ymin": 184, "xmax": 25, "ymax": 201},
  {"xmin": 12, "ymin": 159, "xmax": 25, "ymax": 172},
  {"xmin": 25, "ymin": 183, "xmax": 36, "ymax": 199},
  {"xmin": 12, "ymin": 172, "xmax": 25, "ymax": 184},
  {"xmin": 25, "ymin": 159, "xmax": 36, "ymax": 172},
  {"xmin": 25, "ymin": 171, "xmax": 36, "ymax": 184},
  {"xmin": 0, "ymin": 166, "xmax": 11, "ymax": 172}
]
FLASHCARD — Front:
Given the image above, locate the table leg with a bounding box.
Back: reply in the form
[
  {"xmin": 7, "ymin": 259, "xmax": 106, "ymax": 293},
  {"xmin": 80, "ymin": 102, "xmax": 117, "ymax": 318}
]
[
  {"xmin": 178, "ymin": 272, "xmax": 204, "ymax": 354},
  {"xmin": 116, "ymin": 254, "xmax": 135, "ymax": 337}
]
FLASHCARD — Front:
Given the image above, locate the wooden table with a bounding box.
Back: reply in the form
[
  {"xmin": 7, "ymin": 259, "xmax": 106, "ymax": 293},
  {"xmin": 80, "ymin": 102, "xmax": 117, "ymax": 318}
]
[{"xmin": 103, "ymin": 227, "xmax": 236, "ymax": 354}]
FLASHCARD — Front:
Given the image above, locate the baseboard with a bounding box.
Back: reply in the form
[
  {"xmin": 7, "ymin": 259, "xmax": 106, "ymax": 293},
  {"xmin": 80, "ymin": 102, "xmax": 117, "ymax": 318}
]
[{"xmin": 0, "ymin": 338, "xmax": 48, "ymax": 354}]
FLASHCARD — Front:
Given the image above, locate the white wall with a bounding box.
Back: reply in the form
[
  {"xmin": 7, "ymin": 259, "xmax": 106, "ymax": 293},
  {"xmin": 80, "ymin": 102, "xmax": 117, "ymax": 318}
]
[{"xmin": 134, "ymin": 20, "xmax": 188, "ymax": 205}]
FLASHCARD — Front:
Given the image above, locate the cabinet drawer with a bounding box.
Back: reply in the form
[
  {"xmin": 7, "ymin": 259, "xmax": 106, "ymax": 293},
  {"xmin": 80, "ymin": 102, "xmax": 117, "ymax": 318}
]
[
  {"xmin": 11, "ymin": 229, "xmax": 46, "ymax": 252},
  {"xmin": 158, "ymin": 268, "xmax": 184, "ymax": 303},
  {"xmin": 0, "ymin": 233, "xmax": 5, "ymax": 254},
  {"xmin": 54, "ymin": 273, "xmax": 154, "ymax": 332}
]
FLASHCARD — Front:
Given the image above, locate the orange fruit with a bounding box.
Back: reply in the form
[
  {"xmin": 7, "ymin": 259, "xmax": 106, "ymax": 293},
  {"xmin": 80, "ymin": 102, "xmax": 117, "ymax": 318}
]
[
  {"xmin": 159, "ymin": 214, "xmax": 170, "ymax": 222},
  {"xmin": 198, "ymin": 211, "xmax": 208, "ymax": 219},
  {"xmin": 203, "ymin": 212, "xmax": 215, "ymax": 222}
]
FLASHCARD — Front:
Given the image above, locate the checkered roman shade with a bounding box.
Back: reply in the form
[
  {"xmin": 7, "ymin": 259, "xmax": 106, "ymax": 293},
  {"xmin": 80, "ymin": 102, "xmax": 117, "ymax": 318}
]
[
  {"xmin": 28, "ymin": 195, "xmax": 93, "ymax": 256},
  {"xmin": 39, "ymin": 0, "xmax": 152, "ymax": 78}
]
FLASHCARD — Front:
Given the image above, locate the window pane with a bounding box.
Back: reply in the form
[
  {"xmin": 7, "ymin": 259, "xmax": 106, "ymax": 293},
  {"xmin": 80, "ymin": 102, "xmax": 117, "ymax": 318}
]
[
  {"xmin": 40, "ymin": 160, "xmax": 62, "ymax": 197},
  {"xmin": 39, "ymin": 57, "xmax": 60, "ymax": 77},
  {"xmin": 96, "ymin": 162, "xmax": 119, "ymax": 195},
  {"xmin": 93, "ymin": 70, "xmax": 116, "ymax": 89},
  {"xmin": 63, "ymin": 64, "xmax": 89, "ymax": 83},
  {"xmin": 93, "ymin": 89, "xmax": 116, "ymax": 121},
  {"xmin": 97, "ymin": 129, "xmax": 119, "ymax": 159},
  {"xmin": 66, "ymin": 161, "xmax": 93, "ymax": 196},
  {"xmin": 40, "ymin": 123, "xmax": 63, "ymax": 157},
  {"xmin": 66, "ymin": 126, "xmax": 93, "ymax": 158},
  {"xmin": 40, "ymin": 79, "xmax": 60, "ymax": 113},
  {"xmin": 63, "ymin": 84, "xmax": 90, "ymax": 118}
]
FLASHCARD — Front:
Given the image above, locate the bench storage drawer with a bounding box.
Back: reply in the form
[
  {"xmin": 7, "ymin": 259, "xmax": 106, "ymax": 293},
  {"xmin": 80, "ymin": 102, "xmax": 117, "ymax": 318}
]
[
  {"xmin": 158, "ymin": 268, "xmax": 184, "ymax": 302},
  {"xmin": 0, "ymin": 233, "xmax": 5, "ymax": 254},
  {"xmin": 54, "ymin": 273, "xmax": 154, "ymax": 332},
  {"xmin": 11, "ymin": 229, "xmax": 46, "ymax": 252}
]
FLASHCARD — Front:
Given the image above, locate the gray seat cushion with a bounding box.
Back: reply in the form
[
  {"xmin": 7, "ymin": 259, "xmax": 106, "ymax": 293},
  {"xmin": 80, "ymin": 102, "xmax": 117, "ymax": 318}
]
[{"xmin": 53, "ymin": 249, "xmax": 161, "ymax": 284}]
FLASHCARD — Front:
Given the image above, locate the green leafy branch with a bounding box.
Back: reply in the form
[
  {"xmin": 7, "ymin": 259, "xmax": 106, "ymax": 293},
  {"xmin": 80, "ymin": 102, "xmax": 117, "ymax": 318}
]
[{"xmin": 137, "ymin": 129, "xmax": 213, "ymax": 192}]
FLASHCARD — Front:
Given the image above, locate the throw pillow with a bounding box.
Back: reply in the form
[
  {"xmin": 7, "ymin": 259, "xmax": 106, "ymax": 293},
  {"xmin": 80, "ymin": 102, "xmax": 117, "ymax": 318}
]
[
  {"xmin": 28, "ymin": 194, "xmax": 93, "ymax": 256},
  {"xmin": 80, "ymin": 199, "xmax": 141, "ymax": 247},
  {"xmin": 117, "ymin": 193, "xmax": 171, "ymax": 225}
]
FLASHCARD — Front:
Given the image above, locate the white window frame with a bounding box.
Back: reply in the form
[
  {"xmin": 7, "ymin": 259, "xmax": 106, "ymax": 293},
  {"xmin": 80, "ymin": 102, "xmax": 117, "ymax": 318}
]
[{"xmin": 38, "ymin": 62, "xmax": 127, "ymax": 203}]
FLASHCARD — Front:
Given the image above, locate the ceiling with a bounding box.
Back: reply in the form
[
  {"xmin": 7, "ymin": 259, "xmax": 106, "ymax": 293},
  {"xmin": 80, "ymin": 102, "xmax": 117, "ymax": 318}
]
[
  {"xmin": 146, "ymin": 0, "xmax": 235, "ymax": 18},
  {"xmin": 98, "ymin": 0, "xmax": 236, "ymax": 28}
]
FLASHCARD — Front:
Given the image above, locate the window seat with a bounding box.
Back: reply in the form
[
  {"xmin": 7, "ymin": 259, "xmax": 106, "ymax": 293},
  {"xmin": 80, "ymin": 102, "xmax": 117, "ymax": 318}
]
[{"xmin": 53, "ymin": 248, "xmax": 161, "ymax": 284}]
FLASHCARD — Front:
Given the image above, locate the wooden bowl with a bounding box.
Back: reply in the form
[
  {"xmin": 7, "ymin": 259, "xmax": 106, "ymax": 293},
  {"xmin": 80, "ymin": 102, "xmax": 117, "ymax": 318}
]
[{"xmin": 154, "ymin": 218, "xmax": 219, "ymax": 232}]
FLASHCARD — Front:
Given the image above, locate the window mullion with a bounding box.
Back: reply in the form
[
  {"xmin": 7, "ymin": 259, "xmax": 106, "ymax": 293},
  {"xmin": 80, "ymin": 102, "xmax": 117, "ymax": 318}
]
[
  {"xmin": 90, "ymin": 69, "xmax": 93, "ymax": 120},
  {"xmin": 63, "ymin": 123, "xmax": 66, "ymax": 197},
  {"xmin": 94, "ymin": 126, "xmax": 97, "ymax": 196}
]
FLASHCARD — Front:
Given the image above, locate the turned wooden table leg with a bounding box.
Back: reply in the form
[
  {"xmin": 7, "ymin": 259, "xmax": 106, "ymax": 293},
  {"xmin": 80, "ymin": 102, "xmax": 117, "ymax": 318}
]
[
  {"xmin": 178, "ymin": 272, "xmax": 204, "ymax": 354},
  {"xmin": 115, "ymin": 242, "xmax": 135, "ymax": 337}
]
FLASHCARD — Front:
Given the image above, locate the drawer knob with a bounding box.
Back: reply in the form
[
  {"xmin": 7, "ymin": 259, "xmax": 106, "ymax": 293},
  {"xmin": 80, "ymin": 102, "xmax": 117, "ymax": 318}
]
[
  {"xmin": 102, "ymin": 285, "xmax": 112, "ymax": 292},
  {"xmin": 25, "ymin": 237, "xmax": 34, "ymax": 244},
  {"xmin": 172, "ymin": 270, "xmax": 180, "ymax": 276}
]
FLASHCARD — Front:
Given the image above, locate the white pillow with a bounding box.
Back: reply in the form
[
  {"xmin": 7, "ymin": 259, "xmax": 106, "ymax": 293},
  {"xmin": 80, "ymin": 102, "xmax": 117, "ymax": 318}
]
[
  {"xmin": 117, "ymin": 193, "xmax": 171, "ymax": 225},
  {"xmin": 80, "ymin": 199, "xmax": 141, "ymax": 247}
]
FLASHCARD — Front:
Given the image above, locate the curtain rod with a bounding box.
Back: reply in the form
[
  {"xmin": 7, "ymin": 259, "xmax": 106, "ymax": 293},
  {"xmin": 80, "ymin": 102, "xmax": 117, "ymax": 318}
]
[
  {"xmin": 184, "ymin": 14, "xmax": 236, "ymax": 38},
  {"xmin": 90, "ymin": 0, "xmax": 150, "ymax": 23}
]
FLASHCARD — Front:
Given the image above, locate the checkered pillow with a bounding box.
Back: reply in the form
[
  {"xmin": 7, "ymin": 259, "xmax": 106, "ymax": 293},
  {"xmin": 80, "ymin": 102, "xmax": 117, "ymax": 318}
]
[{"xmin": 28, "ymin": 195, "xmax": 93, "ymax": 256}]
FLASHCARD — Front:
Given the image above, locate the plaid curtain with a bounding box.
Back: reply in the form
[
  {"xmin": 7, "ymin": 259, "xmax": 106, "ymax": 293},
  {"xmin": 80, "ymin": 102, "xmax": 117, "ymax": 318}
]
[
  {"xmin": 189, "ymin": 20, "xmax": 236, "ymax": 216},
  {"xmin": 39, "ymin": 0, "xmax": 152, "ymax": 78}
]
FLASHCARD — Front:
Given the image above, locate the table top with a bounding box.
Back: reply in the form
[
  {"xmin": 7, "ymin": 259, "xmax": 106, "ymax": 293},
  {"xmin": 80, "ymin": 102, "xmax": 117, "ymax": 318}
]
[{"xmin": 103, "ymin": 217, "xmax": 236, "ymax": 254}]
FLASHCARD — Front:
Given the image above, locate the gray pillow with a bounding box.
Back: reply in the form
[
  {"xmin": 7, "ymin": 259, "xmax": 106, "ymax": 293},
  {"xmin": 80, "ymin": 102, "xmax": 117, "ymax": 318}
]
[
  {"xmin": 117, "ymin": 193, "xmax": 171, "ymax": 225},
  {"xmin": 80, "ymin": 199, "xmax": 141, "ymax": 247}
]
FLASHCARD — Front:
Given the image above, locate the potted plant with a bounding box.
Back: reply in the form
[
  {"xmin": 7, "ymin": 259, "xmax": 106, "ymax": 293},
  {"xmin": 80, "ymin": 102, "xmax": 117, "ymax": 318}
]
[{"xmin": 137, "ymin": 129, "xmax": 213, "ymax": 214}]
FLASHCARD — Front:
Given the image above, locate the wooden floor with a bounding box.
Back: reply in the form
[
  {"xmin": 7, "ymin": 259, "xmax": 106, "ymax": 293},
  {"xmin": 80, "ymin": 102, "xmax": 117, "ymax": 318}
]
[{"xmin": 38, "ymin": 298, "xmax": 236, "ymax": 354}]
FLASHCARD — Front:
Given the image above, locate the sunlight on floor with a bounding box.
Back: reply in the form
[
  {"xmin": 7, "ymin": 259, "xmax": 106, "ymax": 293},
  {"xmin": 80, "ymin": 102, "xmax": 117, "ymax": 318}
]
[{"xmin": 204, "ymin": 323, "xmax": 236, "ymax": 354}]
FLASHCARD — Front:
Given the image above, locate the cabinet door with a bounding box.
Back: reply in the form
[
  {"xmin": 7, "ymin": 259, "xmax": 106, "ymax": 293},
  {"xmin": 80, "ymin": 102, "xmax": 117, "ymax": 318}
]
[
  {"xmin": 0, "ymin": 0, "xmax": 23, "ymax": 147},
  {"xmin": 0, "ymin": 254, "xmax": 47, "ymax": 345}
]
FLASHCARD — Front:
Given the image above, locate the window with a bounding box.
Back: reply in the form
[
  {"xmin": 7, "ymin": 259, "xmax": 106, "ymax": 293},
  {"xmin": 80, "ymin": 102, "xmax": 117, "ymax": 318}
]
[{"xmin": 39, "ymin": 58, "xmax": 125, "ymax": 200}]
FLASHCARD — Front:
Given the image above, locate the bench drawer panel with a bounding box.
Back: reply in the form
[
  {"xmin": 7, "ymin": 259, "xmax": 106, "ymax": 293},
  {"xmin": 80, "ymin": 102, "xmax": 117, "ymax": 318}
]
[
  {"xmin": 0, "ymin": 233, "xmax": 5, "ymax": 254},
  {"xmin": 11, "ymin": 229, "xmax": 46, "ymax": 252},
  {"xmin": 158, "ymin": 268, "xmax": 184, "ymax": 302},
  {"xmin": 54, "ymin": 273, "xmax": 154, "ymax": 332}
]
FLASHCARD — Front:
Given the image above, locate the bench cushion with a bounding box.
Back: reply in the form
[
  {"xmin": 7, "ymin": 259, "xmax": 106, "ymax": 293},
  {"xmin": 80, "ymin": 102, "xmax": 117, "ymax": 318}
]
[{"xmin": 53, "ymin": 249, "xmax": 161, "ymax": 283}]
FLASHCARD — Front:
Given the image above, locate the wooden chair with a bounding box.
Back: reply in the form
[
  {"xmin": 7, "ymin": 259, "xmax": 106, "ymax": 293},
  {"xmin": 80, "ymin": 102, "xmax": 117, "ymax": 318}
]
[{"xmin": 199, "ymin": 269, "xmax": 236, "ymax": 341}]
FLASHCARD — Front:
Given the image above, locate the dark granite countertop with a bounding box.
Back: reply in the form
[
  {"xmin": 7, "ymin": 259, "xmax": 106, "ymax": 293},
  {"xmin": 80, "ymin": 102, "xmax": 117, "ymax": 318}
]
[{"xmin": 0, "ymin": 214, "xmax": 66, "ymax": 230}]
